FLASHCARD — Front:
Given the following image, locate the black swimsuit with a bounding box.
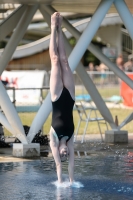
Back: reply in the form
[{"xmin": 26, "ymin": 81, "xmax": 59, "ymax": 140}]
[{"xmin": 51, "ymin": 87, "xmax": 75, "ymax": 142}]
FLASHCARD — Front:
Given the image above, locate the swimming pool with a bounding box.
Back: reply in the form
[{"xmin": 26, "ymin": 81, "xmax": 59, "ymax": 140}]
[{"xmin": 0, "ymin": 147, "xmax": 133, "ymax": 200}]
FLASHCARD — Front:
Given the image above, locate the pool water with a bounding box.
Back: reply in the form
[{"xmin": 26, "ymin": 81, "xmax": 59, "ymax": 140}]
[{"xmin": 0, "ymin": 150, "xmax": 133, "ymax": 200}]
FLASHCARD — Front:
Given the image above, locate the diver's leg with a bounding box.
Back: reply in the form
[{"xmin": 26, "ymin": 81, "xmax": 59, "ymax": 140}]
[
  {"xmin": 50, "ymin": 12, "xmax": 63, "ymax": 102},
  {"xmin": 57, "ymin": 14, "xmax": 75, "ymax": 100}
]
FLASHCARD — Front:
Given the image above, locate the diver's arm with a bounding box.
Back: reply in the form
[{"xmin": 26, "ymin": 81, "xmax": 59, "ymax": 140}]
[
  {"xmin": 50, "ymin": 142, "xmax": 62, "ymax": 183},
  {"xmin": 50, "ymin": 131, "xmax": 62, "ymax": 183},
  {"xmin": 67, "ymin": 135, "xmax": 74, "ymax": 183}
]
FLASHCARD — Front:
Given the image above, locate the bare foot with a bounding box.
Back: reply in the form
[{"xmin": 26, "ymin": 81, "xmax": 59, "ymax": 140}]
[{"xmin": 51, "ymin": 12, "xmax": 59, "ymax": 28}]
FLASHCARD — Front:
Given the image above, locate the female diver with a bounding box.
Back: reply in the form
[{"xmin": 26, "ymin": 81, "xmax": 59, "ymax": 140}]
[{"xmin": 49, "ymin": 12, "xmax": 75, "ymax": 184}]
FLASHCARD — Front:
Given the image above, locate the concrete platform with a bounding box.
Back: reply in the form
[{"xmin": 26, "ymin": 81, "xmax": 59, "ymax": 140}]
[
  {"xmin": 13, "ymin": 143, "xmax": 40, "ymax": 158},
  {"xmin": 0, "ymin": 133, "xmax": 133, "ymax": 163},
  {"xmin": 105, "ymin": 130, "xmax": 128, "ymax": 143}
]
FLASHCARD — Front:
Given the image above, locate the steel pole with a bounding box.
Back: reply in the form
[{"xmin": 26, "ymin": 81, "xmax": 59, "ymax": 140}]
[
  {"xmin": 0, "ymin": 5, "xmax": 27, "ymax": 41},
  {"xmin": 0, "ymin": 5, "xmax": 38, "ymax": 75},
  {"xmin": 41, "ymin": 7, "xmax": 116, "ymax": 128},
  {"xmin": 0, "ymin": 81, "xmax": 28, "ymax": 143},
  {"xmin": 46, "ymin": 0, "xmax": 114, "ymax": 72},
  {"xmin": 27, "ymin": 0, "xmax": 116, "ymax": 143},
  {"xmin": 45, "ymin": 5, "xmax": 133, "ymax": 89},
  {"xmin": 114, "ymin": 0, "xmax": 133, "ymax": 41}
]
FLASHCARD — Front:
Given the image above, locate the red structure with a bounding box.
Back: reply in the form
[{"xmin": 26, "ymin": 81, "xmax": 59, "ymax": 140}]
[{"xmin": 121, "ymin": 74, "xmax": 133, "ymax": 107}]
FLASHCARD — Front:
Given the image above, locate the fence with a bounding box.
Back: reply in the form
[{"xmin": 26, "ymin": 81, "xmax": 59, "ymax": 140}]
[
  {"xmin": 76, "ymin": 71, "xmax": 120, "ymax": 86},
  {"xmin": 2, "ymin": 71, "xmax": 133, "ymax": 136},
  {"xmin": 5, "ymin": 71, "xmax": 122, "ymax": 103}
]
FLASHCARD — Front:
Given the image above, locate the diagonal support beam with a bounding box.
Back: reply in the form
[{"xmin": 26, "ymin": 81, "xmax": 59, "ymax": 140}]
[
  {"xmin": 45, "ymin": 5, "xmax": 133, "ymax": 89},
  {"xmin": 0, "ymin": 5, "xmax": 38, "ymax": 144},
  {"xmin": 39, "ymin": 5, "xmax": 51, "ymax": 25},
  {"xmin": 27, "ymin": 7, "xmax": 54, "ymax": 142},
  {"xmin": 40, "ymin": 6, "xmax": 116, "ymax": 128},
  {"xmin": 27, "ymin": 93, "xmax": 52, "ymax": 143},
  {"xmin": 119, "ymin": 113, "xmax": 133, "ymax": 129},
  {"xmin": 0, "ymin": 111, "xmax": 18, "ymax": 137},
  {"xmin": 0, "ymin": 4, "xmax": 38, "ymax": 75},
  {"xmin": 27, "ymin": 0, "xmax": 115, "ymax": 143},
  {"xmin": 114, "ymin": 0, "xmax": 133, "ymax": 41},
  {"xmin": 0, "ymin": 81, "xmax": 28, "ymax": 143},
  {"xmin": 63, "ymin": 0, "xmax": 115, "ymax": 72},
  {"xmin": 0, "ymin": 5, "xmax": 27, "ymax": 41}
]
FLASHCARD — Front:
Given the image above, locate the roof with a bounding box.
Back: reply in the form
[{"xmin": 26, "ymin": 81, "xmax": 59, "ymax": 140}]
[{"xmin": 0, "ymin": 0, "xmax": 133, "ymax": 14}]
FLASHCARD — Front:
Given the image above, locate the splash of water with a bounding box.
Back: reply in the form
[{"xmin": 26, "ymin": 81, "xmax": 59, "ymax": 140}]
[
  {"xmin": 70, "ymin": 182, "xmax": 84, "ymax": 188},
  {"xmin": 52, "ymin": 181, "xmax": 84, "ymax": 188}
]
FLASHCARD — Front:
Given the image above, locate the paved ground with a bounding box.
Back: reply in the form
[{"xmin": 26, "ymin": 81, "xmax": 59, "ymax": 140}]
[{"xmin": 0, "ymin": 133, "xmax": 133, "ymax": 163}]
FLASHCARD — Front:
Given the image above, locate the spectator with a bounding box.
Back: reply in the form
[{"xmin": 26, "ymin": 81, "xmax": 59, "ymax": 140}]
[
  {"xmin": 116, "ymin": 54, "xmax": 125, "ymax": 84},
  {"xmin": 88, "ymin": 62, "xmax": 94, "ymax": 79},
  {"xmin": 99, "ymin": 63, "xmax": 108, "ymax": 87},
  {"xmin": 124, "ymin": 55, "xmax": 133, "ymax": 72},
  {"xmin": 116, "ymin": 54, "xmax": 124, "ymax": 71}
]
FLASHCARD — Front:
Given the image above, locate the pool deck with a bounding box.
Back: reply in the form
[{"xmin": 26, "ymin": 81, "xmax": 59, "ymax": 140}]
[{"xmin": 0, "ymin": 133, "xmax": 133, "ymax": 163}]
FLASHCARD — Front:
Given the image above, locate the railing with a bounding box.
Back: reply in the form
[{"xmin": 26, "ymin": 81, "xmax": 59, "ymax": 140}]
[
  {"xmin": 2, "ymin": 71, "xmax": 133, "ymax": 136},
  {"xmin": 4, "ymin": 71, "xmax": 131, "ymax": 109},
  {"xmin": 3, "ymin": 87, "xmax": 50, "ymax": 136},
  {"xmin": 6, "ymin": 86, "xmax": 50, "ymax": 107},
  {"xmin": 5, "ymin": 72, "xmax": 133, "ymax": 104},
  {"xmin": 74, "ymin": 71, "xmax": 121, "ymax": 87}
]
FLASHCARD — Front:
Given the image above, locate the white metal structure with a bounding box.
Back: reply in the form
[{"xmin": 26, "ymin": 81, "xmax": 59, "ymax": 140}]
[
  {"xmin": 74, "ymin": 101, "xmax": 108, "ymax": 143},
  {"xmin": 0, "ymin": 13, "xmax": 128, "ymax": 58},
  {"xmin": 0, "ymin": 0, "xmax": 133, "ymax": 143}
]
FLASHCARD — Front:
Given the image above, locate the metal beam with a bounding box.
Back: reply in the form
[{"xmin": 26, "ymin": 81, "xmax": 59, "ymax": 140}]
[
  {"xmin": 0, "ymin": 5, "xmax": 27, "ymax": 41},
  {"xmin": 61, "ymin": 0, "xmax": 115, "ymax": 72},
  {"xmin": 27, "ymin": 92, "xmax": 52, "ymax": 143},
  {"xmin": 40, "ymin": 6, "xmax": 116, "ymax": 128},
  {"xmin": 0, "ymin": 81, "xmax": 28, "ymax": 143},
  {"xmin": 0, "ymin": 4, "xmax": 38, "ymax": 75},
  {"xmin": 39, "ymin": 5, "xmax": 51, "ymax": 25},
  {"xmin": 45, "ymin": 5, "xmax": 133, "ymax": 89},
  {"xmin": 0, "ymin": 4, "xmax": 38, "ymax": 144},
  {"xmin": 27, "ymin": 4, "xmax": 116, "ymax": 142},
  {"xmin": 88, "ymin": 44, "xmax": 133, "ymax": 89},
  {"xmin": 0, "ymin": 111, "xmax": 18, "ymax": 137},
  {"xmin": 114, "ymin": 0, "xmax": 133, "ymax": 41},
  {"xmin": 26, "ymin": 7, "xmax": 52, "ymax": 143}
]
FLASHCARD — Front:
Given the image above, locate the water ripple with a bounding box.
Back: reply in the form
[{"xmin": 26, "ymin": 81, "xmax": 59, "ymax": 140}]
[{"xmin": 0, "ymin": 147, "xmax": 133, "ymax": 199}]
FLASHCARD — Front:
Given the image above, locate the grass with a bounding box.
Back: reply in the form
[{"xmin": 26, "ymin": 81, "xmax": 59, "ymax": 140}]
[
  {"xmin": 3, "ymin": 86, "xmax": 133, "ymax": 137},
  {"xmin": 4, "ymin": 108, "xmax": 133, "ymax": 137},
  {"xmin": 75, "ymin": 86, "xmax": 120, "ymax": 98}
]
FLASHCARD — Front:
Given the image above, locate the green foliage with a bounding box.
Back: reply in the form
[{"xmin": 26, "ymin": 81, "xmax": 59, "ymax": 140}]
[
  {"xmin": 3, "ymin": 88, "xmax": 133, "ymax": 137},
  {"xmin": 4, "ymin": 108, "xmax": 133, "ymax": 137},
  {"xmin": 69, "ymin": 37, "xmax": 76, "ymax": 47},
  {"xmin": 84, "ymin": 50, "xmax": 100, "ymax": 66},
  {"xmin": 0, "ymin": 41, "xmax": 6, "ymax": 48}
]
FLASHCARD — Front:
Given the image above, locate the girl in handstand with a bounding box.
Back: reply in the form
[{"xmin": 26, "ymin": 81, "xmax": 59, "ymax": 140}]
[{"xmin": 49, "ymin": 12, "xmax": 75, "ymax": 184}]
